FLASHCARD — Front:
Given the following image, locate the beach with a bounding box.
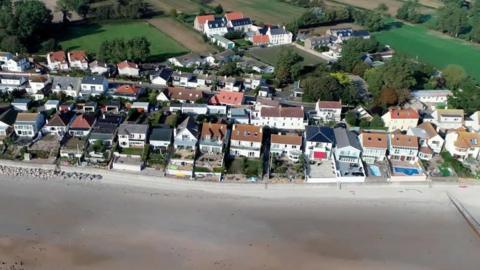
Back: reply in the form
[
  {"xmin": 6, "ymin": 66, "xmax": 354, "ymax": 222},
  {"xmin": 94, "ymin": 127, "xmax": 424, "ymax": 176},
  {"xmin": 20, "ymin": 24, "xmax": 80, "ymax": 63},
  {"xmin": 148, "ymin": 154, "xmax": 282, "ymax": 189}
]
[{"xmin": 0, "ymin": 174, "xmax": 479, "ymax": 269}]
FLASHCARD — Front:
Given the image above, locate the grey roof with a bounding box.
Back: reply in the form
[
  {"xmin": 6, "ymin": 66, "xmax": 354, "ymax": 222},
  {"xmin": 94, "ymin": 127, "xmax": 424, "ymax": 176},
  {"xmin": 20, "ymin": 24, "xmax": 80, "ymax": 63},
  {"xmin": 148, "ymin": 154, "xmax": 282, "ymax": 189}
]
[
  {"xmin": 0, "ymin": 107, "xmax": 17, "ymax": 125},
  {"xmin": 408, "ymin": 127, "xmax": 429, "ymax": 139},
  {"xmin": 230, "ymin": 108, "xmax": 248, "ymax": 117},
  {"xmin": 208, "ymin": 18, "xmax": 227, "ymax": 28},
  {"xmin": 230, "ymin": 18, "xmax": 252, "ymax": 26},
  {"xmin": 305, "ymin": 126, "xmax": 335, "ymax": 143},
  {"xmin": 269, "ymin": 26, "xmax": 288, "ymax": 35},
  {"xmin": 153, "ymin": 67, "xmax": 173, "ymax": 80},
  {"xmin": 52, "ymin": 76, "xmax": 81, "ymax": 90},
  {"xmin": 150, "ymin": 127, "xmax": 172, "ymax": 142},
  {"xmin": 12, "ymin": 98, "xmax": 32, "ymax": 104},
  {"xmin": 118, "ymin": 123, "xmax": 148, "ymax": 135},
  {"xmin": 81, "ymin": 75, "xmax": 106, "ymax": 85},
  {"xmin": 177, "ymin": 116, "xmax": 198, "ymax": 137},
  {"xmin": 334, "ymin": 127, "xmax": 361, "ymax": 150}
]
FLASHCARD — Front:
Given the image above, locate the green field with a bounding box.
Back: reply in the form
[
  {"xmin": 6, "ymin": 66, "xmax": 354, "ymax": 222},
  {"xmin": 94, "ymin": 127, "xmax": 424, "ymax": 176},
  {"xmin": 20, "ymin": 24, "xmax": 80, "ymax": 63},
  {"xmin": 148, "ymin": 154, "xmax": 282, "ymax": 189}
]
[
  {"xmin": 59, "ymin": 21, "xmax": 189, "ymax": 61},
  {"xmin": 247, "ymin": 45, "xmax": 326, "ymax": 67},
  {"xmin": 374, "ymin": 22, "xmax": 480, "ymax": 80}
]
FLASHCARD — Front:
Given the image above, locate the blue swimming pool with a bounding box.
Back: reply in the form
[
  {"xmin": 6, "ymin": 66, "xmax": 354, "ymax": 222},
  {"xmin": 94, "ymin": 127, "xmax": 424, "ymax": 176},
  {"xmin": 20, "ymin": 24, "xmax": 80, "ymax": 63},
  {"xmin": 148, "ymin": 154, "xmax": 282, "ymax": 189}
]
[
  {"xmin": 368, "ymin": 165, "xmax": 381, "ymax": 176},
  {"xmin": 393, "ymin": 167, "xmax": 421, "ymax": 176}
]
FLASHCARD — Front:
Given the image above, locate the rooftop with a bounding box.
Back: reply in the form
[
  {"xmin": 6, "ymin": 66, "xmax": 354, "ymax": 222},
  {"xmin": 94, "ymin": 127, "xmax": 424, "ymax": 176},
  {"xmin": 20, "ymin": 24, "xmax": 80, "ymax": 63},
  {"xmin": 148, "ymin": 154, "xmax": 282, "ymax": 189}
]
[
  {"xmin": 388, "ymin": 108, "xmax": 419, "ymax": 119},
  {"xmin": 261, "ymin": 106, "xmax": 304, "ymax": 118},
  {"xmin": 271, "ymin": 133, "xmax": 302, "ymax": 145},
  {"xmin": 360, "ymin": 132, "xmax": 388, "ymax": 149},
  {"xmin": 231, "ymin": 124, "xmax": 262, "ymax": 142},
  {"xmin": 201, "ymin": 122, "xmax": 227, "ymax": 141},
  {"xmin": 391, "ymin": 134, "xmax": 418, "ymax": 148}
]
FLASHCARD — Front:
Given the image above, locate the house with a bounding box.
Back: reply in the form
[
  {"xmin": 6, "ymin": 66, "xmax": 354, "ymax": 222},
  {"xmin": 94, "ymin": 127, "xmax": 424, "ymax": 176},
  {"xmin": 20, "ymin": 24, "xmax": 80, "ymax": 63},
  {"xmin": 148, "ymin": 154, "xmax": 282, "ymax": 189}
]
[
  {"xmin": 113, "ymin": 84, "xmax": 144, "ymax": 101},
  {"xmin": 0, "ymin": 75, "xmax": 27, "ymax": 92},
  {"xmin": 118, "ymin": 124, "xmax": 148, "ymax": 148},
  {"xmin": 1, "ymin": 56, "xmax": 30, "ymax": 72},
  {"xmin": 243, "ymin": 74, "xmax": 263, "ymax": 90},
  {"xmin": 14, "ymin": 112, "xmax": 45, "ymax": 138},
  {"xmin": 252, "ymin": 105, "xmax": 305, "ymax": 130},
  {"xmin": 359, "ymin": 131, "xmax": 388, "ymax": 163},
  {"xmin": 428, "ymin": 109, "xmax": 464, "ymax": 131},
  {"xmin": 199, "ymin": 122, "xmax": 227, "ymax": 154},
  {"xmin": 179, "ymin": 103, "xmax": 208, "ymax": 115},
  {"xmin": 204, "ymin": 17, "xmax": 228, "ymax": 37},
  {"xmin": 465, "ymin": 111, "xmax": 480, "ymax": 132},
  {"xmin": 407, "ymin": 122, "xmax": 444, "ymax": 156},
  {"xmin": 0, "ymin": 106, "xmax": 17, "ymax": 139},
  {"xmin": 212, "ymin": 49, "xmax": 238, "ymax": 64},
  {"xmin": 304, "ymin": 36, "xmax": 332, "ymax": 50},
  {"xmin": 80, "ymin": 76, "xmax": 108, "ymax": 97},
  {"xmin": 67, "ymin": 51, "xmax": 88, "ymax": 70},
  {"xmin": 228, "ymin": 107, "xmax": 250, "ymax": 124},
  {"xmin": 89, "ymin": 60, "xmax": 109, "ymax": 75},
  {"xmin": 149, "ymin": 126, "xmax": 172, "ymax": 152},
  {"xmin": 209, "ymin": 91, "xmax": 244, "ymax": 106},
  {"xmin": 168, "ymin": 53, "xmax": 207, "ymax": 68},
  {"xmin": 44, "ymin": 100, "xmax": 60, "ymax": 111},
  {"xmin": 150, "ymin": 67, "xmax": 173, "ymax": 86},
  {"xmin": 88, "ymin": 122, "xmax": 118, "ymax": 147},
  {"xmin": 333, "ymin": 127, "xmax": 365, "ymax": 181},
  {"xmin": 270, "ymin": 133, "xmax": 302, "ymax": 161},
  {"xmin": 51, "ymin": 76, "xmax": 81, "ymax": 97},
  {"xmin": 174, "ymin": 116, "xmax": 199, "ymax": 151},
  {"xmin": 251, "ymin": 34, "xmax": 270, "ymax": 46},
  {"xmin": 292, "ymin": 81, "xmax": 304, "ymax": 98},
  {"xmin": 11, "ymin": 99, "xmax": 31, "ymax": 111},
  {"xmin": 207, "ymin": 105, "xmax": 227, "ymax": 115},
  {"xmin": 388, "ymin": 133, "xmax": 419, "ymax": 162},
  {"xmin": 0, "ymin": 52, "xmax": 13, "ymax": 63},
  {"xmin": 156, "ymin": 90, "xmax": 170, "ymax": 102},
  {"xmin": 130, "ymin": 102, "xmax": 149, "ymax": 112},
  {"xmin": 411, "ymin": 89, "xmax": 452, "ymax": 109},
  {"xmin": 171, "ymin": 71, "xmax": 195, "ymax": 87},
  {"xmin": 225, "ymin": 11, "xmax": 244, "ymax": 22},
  {"xmin": 237, "ymin": 56, "xmax": 274, "ymax": 73},
  {"xmin": 194, "ymin": 14, "xmax": 215, "ymax": 31},
  {"xmin": 68, "ymin": 113, "xmax": 96, "ymax": 137},
  {"xmin": 382, "ymin": 107, "xmax": 419, "ymax": 132},
  {"xmin": 229, "ymin": 17, "xmax": 252, "ymax": 32},
  {"xmin": 47, "ymin": 51, "xmax": 69, "ymax": 71},
  {"xmin": 211, "ymin": 35, "xmax": 235, "ymax": 49},
  {"xmin": 58, "ymin": 102, "xmax": 74, "ymax": 113},
  {"xmin": 444, "ymin": 129, "xmax": 480, "ymax": 161},
  {"xmin": 167, "ymin": 87, "xmax": 204, "ymax": 103},
  {"xmin": 229, "ymin": 124, "xmax": 263, "ymax": 158},
  {"xmin": 117, "ymin": 61, "xmax": 139, "ymax": 77},
  {"xmin": 315, "ymin": 100, "xmax": 342, "ymax": 123},
  {"xmin": 28, "ymin": 76, "xmax": 49, "ymax": 94},
  {"xmin": 76, "ymin": 101, "xmax": 97, "ymax": 113},
  {"xmin": 304, "ymin": 126, "xmax": 335, "ymax": 161},
  {"xmin": 42, "ymin": 111, "xmax": 75, "ymax": 138},
  {"xmin": 101, "ymin": 100, "xmax": 121, "ymax": 114},
  {"xmin": 266, "ymin": 26, "xmax": 293, "ymax": 46}
]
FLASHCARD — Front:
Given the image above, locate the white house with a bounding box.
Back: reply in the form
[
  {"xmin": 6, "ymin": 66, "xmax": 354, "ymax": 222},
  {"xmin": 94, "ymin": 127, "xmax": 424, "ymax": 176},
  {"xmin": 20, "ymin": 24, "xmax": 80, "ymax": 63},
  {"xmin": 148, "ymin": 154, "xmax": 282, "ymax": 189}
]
[
  {"xmin": 51, "ymin": 76, "xmax": 81, "ymax": 98},
  {"xmin": 304, "ymin": 126, "xmax": 335, "ymax": 161},
  {"xmin": 27, "ymin": 76, "xmax": 49, "ymax": 95},
  {"xmin": 0, "ymin": 52, "xmax": 13, "ymax": 63},
  {"xmin": 80, "ymin": 76, "xmax": 108, "ymax": 97},
  {"xmin": 44, "ymin": 100, "xmax": 60, "ymax": 111},
  {"xmin": 1, "ymin": 56, "xmax": 29, "ymax": 72},
  {"xmin": 270, "ymin": 133, "xmax": 302, "ymax": 161},
  {"xmin": 315, "ymin": 100, "xmax": 342, "ymax": 123},
  {"xmin": 251, "ymin": 105, "xmax": 304, "ymax": 130},
  {"xmin": 194, "ymin": 14, "xmax": 215, "ymax": 32},
  {"xmin": 266, "ymin": 26, "xmax": 293, "ymax": 46},
  {"xmin": 382, "ymin": 107, "xmax": 419, "ymax": 132},
  {"xmin": 149, "ymin": 127, "xmax": 172, "ymax": 152},
  {"xmin": 42, "ymin": 112, "xmax": 74, "ymax": 138},
  {"xmin": 118, "ymin": 124, "xmax": 149, "ymax": 148},
  {"xmin": 428, "ymin": 109, "xmax": 464, "ymax": 131},
  {"xmin": 14, "ymin": 112, "xmax": 45, "ymax": 138},
  {"xmin": 407, "ymin": 122, "xmax": 444, "ymax": 155},
  {"xmin": 67, "ymin": 51, "xmax": 88, "ymax": 70},
  {"xmin": 228, "ymin": 17, "xmax": 252, "ymax": 32},
  {"xmin": 47, "ymin": 51, "xmax": 69, "ymax": 71},
  {"xmin": 203, "ymin": 18, "xmax": 228, "ymax": 37},
  {"xmin": 0, "ymin": 106, "xmax": 17, "ymax": 138},
  {"xmin": 444, "ymin": 129, "xmax": 480, "ymax": 161},
  {"xmin": 117, "ymin": 61, "xmax": 140, "ymax": 77},
  {"xmin": 174, "ymin": 116, "xmax": 199, "ymax": 151},
  {"xmin": 333, "ymin": 127, "xmax": 365, "ymax": 182},
  {"xmin": 89, "ymin": 60, "xmax": 109, "ymax": 75},
  {"xmin": 411, "ymin": 89, "xmax": 452, "ymax": 109},
  {"xmin": 359, "ymin": 131, "xmax": 388, "ymax": 164},
  {"xmin": 230, "ymin": 124, "xmax": 262, "ymax": 158},
  {"xmin": 388, "ymin": 133, "xmax": 419, "ymax": 162},
  {"xmin": 465, "ymin": 111, "xmax": 480, "ymax": 132},
  {"xmin": 199, "ymin": 122, "xmax": 227, "ymax": 154},
  {"xmin": 150, "ymin": 67, "xmax": 173, "ymax": 86},
  {"xmin": 11, "ymin": 99, "xmax": 31, "ymax": 111},
  {"xmin": 243, "ymin": 74, "xmax": 263, "ymax": 90}
]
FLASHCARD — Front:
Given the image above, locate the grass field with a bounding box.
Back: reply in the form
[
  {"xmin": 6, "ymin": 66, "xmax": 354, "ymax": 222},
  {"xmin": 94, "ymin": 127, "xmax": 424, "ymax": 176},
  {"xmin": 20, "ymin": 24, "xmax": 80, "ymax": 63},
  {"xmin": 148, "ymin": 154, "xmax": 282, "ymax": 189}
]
[
  {"xmin": 208, "ymin": 0, "xmax": 306, "ymax": 24},
  {"xmin": 325, "ymin": 0, "xmax": 441, "ymax": 14},
  {"xmin": 147, "ymin": 0, "xmax": 203, "ymax": 14},
  {"xmin": 247, "ymin": 45, "xmax": 326, "ymax": 67},
  {"xmin": 58, "ymin": 21, "xmax": 189, "ymax": 61},
  {"xmin": 374, "ymin": 22, "xmax": 480, "ymax": 80}
]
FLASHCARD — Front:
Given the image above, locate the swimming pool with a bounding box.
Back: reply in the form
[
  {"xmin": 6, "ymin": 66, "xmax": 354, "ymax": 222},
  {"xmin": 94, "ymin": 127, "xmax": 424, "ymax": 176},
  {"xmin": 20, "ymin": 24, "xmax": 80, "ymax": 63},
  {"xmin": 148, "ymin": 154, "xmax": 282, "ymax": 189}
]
[
  {"xmin": 368, "ymin": 165, "xmax": 381, "ymax": 176},
  {"xmin": 393, "ymin": 167, "xmax": 421, "ymax": 176}
]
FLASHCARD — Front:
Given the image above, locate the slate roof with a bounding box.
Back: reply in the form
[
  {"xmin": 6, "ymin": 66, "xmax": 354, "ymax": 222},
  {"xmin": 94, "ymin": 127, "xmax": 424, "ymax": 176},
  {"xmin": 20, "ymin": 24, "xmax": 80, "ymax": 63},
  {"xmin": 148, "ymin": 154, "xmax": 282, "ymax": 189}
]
[
  {"xmin": 152, "ymin": 67, "xmax": 173, "ymax": 80},
  {"xmin": 208, "ymin": 18, "xmax": 227, "ymax": 28},
  {"xmin": 177, "ymin": 116, "xmax": 199, "ymax": 138},
  {"xmin": 52, "ymin": 76, "xmax": 81, "ymax": 90},
  {"xmin": 230, "ymin": 18, "xmax": 252, "ymax": 27},
  {"xmin": 0, "ymin": 107, "xmax": 17, "ymax": 125},
  {"xmin": 118, "ymin": 123, "xmax": 148, "ymax": 135},
  {"xmin": 269, "ymin": 26, "xmax": 288, "ymax": 35},
  {"xmin": 81, "ymin": 76, "xmax": 106, "ymax": 85},
  {"xmin": 334, "ymin": 127, "xmax": 361, "ymax": 150},
  {"xmin": 46, "ymin": 112, "xmax": 74, "ymax": 127},
  {"xmin": 150, "ymin": 127, "xmax": 173, "ymax": 142},
  {"xmin": 305, "ymin": 126, "xmax": 335, "ymax": 143}
]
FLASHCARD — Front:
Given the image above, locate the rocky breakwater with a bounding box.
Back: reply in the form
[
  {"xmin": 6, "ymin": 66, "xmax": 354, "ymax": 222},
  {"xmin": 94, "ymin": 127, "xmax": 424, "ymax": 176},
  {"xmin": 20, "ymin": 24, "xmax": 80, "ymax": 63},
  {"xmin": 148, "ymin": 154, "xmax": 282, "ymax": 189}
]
[{"xmin": 0, "ymin": 165, "xmax": 102, "ymax": 181}]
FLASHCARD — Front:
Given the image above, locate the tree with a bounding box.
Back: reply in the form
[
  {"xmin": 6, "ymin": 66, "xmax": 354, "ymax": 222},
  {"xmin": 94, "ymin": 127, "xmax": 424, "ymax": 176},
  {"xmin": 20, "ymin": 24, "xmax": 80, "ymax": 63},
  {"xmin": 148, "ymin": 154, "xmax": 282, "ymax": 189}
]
[
  {"xmin": 375, "ymin": 3, "xmax": 388, "ymax": 14},
  {"xmin": 97, "ymin": 37, "xmax": 150, "ymax": 63},
  {"xmin": 369, "ymin": 114, "xmax": 385, "ymax": 129},
  {"xmin": 396, "ymin": 0, "xmax": 423, "ymax": 23},
  {"xmin": 218, "ymin": 62, "xmax": 240, "ymax": 76},
  {"xmin": 378, "ymin": 87, "xmax": 398, "ymax": 106},
  {"xmin": 337, "ymin": 37, "xmax": 380, "ymax": 72},
  {"xmin": 14, "ymin": 0, "xmax": 52, "ymax": 40},
  {"xmin": 1, "ymin": 35, "xmax": 26, "ymax": 53},
  {"xmin": 448, "ymin": 77, "xmax": 480, "ymax": 114},
  {"xmin": 345, "ymin": 111, "xmax": 358, "ymax": 126},
  {"xmin": 442, "ymin": 64, "xmax": 467, "ymax": 89},
  {"xmin": 435, "ymin": 3, "xmax": 469, "ymax": 37},
  {"xmin": 274, "ymin": 48, "xmax": 303, "ymax": 84},
  {"xmin": 302, "ymin": 74, "xmax": 342, "ymax": 102},
  {"xmin": 213, "ymin": 4, "xmax": 223, "ymax": 14},
  {"xmin": 352, "ymin": 9, "xmax": 385, "ymax": 32}
]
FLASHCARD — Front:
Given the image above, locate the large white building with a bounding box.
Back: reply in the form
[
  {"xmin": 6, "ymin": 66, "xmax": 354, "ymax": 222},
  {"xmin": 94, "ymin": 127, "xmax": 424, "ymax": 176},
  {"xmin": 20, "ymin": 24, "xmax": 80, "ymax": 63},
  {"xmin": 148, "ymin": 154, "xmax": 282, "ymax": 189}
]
[
  {"xmin": 118, "ymin": 124, "xmax": 148, "ymax": 149},
  {"xmin": 382, "ymin": 108, "xmax": 419, "ymax": 132},
  {"xmin": 229, "ymin": 124, "xmax": 262, "ymax": 158},
  {"xmin": 315, "ymin": 100, "xmax": 342, "ymax": 123},
  {"xmin": 359, "ymin": 131, "xmax": 388, "ymax": 163},
  {"xmin": 427, "ymin": 109, "xmax": 464, "ymax": 131},
  {"xmin": 304, "ymin": 126, "xmax": 335, "ymax": 161},
  {"xmin": 266, "ymin": 26, "xmax": 293, "ymax": 46},
  {"xmin": 251, "ymin": 105, "xmax": 304, "ymax": 130},
  {"xmin": 444, "ymin": 129, "xmax": 480, "ymax": 161},
  {"xmin": 388, "ymin": 133, "xmax": 419, "ymax": 162},
  {"xmin": 270, "ymin": 133, "xmax": 302, "ymax": 161}
]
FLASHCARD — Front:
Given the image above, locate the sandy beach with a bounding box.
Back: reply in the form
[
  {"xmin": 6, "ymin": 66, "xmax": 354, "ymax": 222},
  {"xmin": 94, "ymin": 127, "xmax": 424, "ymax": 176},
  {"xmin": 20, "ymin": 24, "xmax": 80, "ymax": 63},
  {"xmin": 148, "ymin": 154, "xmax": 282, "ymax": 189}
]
[{"xmin": 0, "ymin": 174, "xmax": 479, "ymax": 269}]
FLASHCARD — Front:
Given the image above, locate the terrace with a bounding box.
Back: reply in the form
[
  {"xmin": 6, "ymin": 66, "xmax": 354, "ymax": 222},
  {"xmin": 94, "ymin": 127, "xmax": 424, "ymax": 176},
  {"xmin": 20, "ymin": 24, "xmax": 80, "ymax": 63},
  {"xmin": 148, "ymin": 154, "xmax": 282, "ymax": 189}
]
[
  {"xmin": 195, "ymin": 153, "xmax": 224, "ymax": 173},
  {"xmin": 306, "ymin": 159, "xmax": 337, "ymax": 183}
]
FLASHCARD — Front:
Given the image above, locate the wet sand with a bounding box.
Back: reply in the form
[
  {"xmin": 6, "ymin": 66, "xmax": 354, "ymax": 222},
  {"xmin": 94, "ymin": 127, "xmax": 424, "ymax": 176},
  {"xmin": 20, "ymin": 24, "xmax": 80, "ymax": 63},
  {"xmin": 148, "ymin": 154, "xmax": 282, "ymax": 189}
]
[{"xmin": 0, "ymin": 176, "xmax": 479, "ymax": 270}]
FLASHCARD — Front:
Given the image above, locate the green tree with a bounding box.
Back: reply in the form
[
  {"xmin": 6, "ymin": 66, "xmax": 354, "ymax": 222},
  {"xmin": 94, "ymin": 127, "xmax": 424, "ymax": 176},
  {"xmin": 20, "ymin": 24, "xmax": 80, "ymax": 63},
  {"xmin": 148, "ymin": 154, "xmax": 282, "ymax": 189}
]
[
  {"xmin": 14, "ymin": 0, "xmax": 52, "ymax": 40},
  {"xmin": 274, "ymin": 48, "xmax": 303, "ymax": 84},
  {"xmin": 302, "ymin": 73, "xmax": 341, "ymax": 102},
  {"xmin": 396, "ymin": 0, "xmax": 423, "ymax": 23},
  {"xmin": 442, "ymin": 64, "xmax": 467, "ymax": 89},
  {"xmin": 213, "ymin": 4, "xmax": 223, "ymax": 14}
]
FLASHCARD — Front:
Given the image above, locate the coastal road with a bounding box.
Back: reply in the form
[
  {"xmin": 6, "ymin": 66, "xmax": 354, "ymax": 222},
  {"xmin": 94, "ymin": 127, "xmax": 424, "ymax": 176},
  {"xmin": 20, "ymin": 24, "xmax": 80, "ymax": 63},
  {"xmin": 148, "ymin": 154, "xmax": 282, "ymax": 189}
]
[{"xmin": 0, "ymin": 176, "xmax": 479, "ymax": 269}]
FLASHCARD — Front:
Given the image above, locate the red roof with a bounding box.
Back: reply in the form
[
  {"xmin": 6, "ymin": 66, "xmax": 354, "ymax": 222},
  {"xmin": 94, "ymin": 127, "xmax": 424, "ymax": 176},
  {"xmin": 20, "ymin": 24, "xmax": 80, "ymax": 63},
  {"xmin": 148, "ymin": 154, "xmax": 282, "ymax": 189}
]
[
  {"xmin": 261, "ymin": 106, "xmax": 304, "ymax": 118},
  {"xmin": 68, "ymin": 50, "xmax": 87, "ymax": 62},
  {"xmin": 225, "ymin": 12, "xmax": 244, "ymax": 21},
  {"xmin": 389, "ymin": 108, "xmax": 419, "ymax": 119},
  {"xmin": 115, "ymin": 84, "xmax": 140, "ymax": 96},
  {"xmin": 49, "ymin": 51, "xmax": 66, "ymax": 62},
  {"xmin": 313, "ymin": 151, "xmax": 327, "ymax": 159},
  {"xmin": 70, "ymin": 114, "xmax": 95, "ymax": 129},
  {"xmin": 252, "ymin": 34, "xmax": 269, "ymax": 45},
  {"xmin": 317, "ymin": 100, "xmax": 342, "ymax": 109},
  {"xmin": 196, "ymin": 14, "xmax": 215, "ymax": 25},
  {"xmin": 167, "ymin": 87, "xmax": 204, "ymax": 102},
  {"xmin": 209, "ymin": 91, "xmax": 244, "ymax": 106},
  {"xmin": 117, "ymin": 60, "xmax": 138, "ymax": 69}
]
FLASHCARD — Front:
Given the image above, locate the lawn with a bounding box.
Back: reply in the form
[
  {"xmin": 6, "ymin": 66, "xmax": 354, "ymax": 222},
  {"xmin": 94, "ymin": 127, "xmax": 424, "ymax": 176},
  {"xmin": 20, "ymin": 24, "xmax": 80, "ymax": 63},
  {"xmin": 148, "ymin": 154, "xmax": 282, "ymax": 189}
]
[
  {"xmin": 247, "ymin": 45, "xmax": 326, "ymax": 67},
  {"xmin": 58, "ymin": 21, "xmax": 189, "ymax": 61},
  {"xmin": 374, "ymin": 22, "xmax": 480, "ymax": 81}
]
